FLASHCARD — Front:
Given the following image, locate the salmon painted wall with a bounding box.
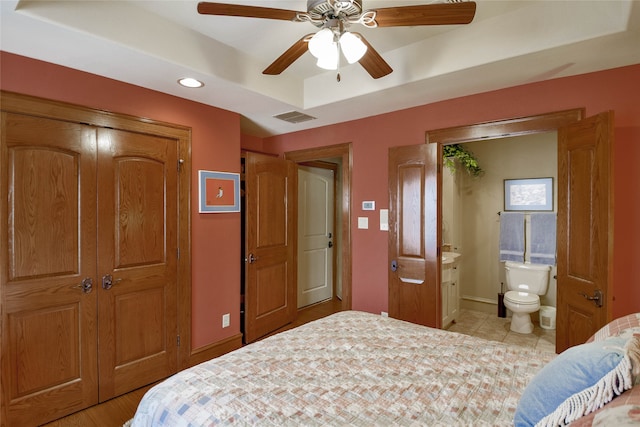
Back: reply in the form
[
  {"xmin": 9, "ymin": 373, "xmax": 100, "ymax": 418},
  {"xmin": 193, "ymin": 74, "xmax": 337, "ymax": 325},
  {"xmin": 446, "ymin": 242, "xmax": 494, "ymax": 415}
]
[
  {"xmin": 264, "ymin": 64, "xmax": 640, "ymax": 319},
  {"xmin": 240, "ymin": 134, "xmax": 271, "ymax": 153},
  {"xmin": 0, "ymin": 52, "xmax": 242, "ymax": 349}
]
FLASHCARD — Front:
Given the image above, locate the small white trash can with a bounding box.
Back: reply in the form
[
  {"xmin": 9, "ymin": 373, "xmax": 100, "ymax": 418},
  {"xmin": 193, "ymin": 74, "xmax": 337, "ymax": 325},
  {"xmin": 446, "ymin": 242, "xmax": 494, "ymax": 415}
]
[{"xmin": 539, "ymin": 306, "xmax": 556, "ymax": 330}]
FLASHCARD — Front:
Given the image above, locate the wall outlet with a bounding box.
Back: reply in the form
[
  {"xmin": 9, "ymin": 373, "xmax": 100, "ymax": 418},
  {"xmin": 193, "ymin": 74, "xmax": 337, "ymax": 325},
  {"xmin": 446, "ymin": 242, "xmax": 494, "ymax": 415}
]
[{"xmin": 222, "ymin": 313, "xmax": 230, "ymax": 328}]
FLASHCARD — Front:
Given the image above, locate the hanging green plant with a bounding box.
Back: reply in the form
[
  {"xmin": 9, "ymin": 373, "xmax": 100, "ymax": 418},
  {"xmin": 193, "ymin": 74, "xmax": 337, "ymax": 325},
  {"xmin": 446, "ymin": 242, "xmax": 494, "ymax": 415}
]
[{"xmin": 443, "ymin": 144, "xmax": 484, "ymax": 177}]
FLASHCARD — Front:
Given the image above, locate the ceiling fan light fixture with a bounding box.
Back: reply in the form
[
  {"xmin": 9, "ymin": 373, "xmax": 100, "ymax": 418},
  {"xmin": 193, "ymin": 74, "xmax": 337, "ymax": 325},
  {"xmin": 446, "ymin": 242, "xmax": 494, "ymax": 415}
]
[
  {"xmin": 308, "ymin": 28, "xmax": 335, "ymax": 59},
  {"xmin": 339, "ymin": 31, "xmax": 367, "ymax": 64},
  {"xmin": 316, "ymin": 42, "xmax": 339, "ymax": 70}
]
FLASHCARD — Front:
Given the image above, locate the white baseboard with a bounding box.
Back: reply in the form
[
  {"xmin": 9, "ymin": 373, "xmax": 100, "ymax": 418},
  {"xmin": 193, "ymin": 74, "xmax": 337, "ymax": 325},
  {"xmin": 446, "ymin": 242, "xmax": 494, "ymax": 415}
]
[
  {"xmin": 460, "ymin": 296, "xmax": 499, "ymax": 315},
  {"xmin": 461, "ymin": 295, "xmax": 497, "ymax": 305}
]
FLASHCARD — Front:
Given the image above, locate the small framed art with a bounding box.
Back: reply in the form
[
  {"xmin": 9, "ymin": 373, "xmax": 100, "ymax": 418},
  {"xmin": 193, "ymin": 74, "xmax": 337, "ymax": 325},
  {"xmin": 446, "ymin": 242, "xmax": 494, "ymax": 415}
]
[
  {"xmin": 504, "ymin": 177, "xmax": 553, "ymax": 211},
  {"xmin": 198, "ymin": 170, "xmax": 240, "ymax": 213}
]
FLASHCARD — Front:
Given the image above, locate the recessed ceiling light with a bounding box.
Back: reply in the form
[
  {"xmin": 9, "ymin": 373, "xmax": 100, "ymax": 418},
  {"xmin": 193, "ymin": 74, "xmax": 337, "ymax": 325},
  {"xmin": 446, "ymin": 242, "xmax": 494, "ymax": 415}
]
[{"xmin": 178, "ymin": 77, "xmax": 204, "ymax": 88}]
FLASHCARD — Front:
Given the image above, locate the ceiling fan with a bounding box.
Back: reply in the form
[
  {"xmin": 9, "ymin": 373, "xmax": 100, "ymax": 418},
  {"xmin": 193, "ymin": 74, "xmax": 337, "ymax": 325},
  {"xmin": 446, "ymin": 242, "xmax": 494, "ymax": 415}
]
[{"xmin": 197, "ymin": 0, "xmax": 476, "ymax": 79}]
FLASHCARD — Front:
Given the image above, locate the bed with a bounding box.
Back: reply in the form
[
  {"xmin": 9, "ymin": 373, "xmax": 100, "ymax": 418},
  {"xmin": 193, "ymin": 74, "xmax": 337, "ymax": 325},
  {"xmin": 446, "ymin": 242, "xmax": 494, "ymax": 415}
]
[{"xmin": 132, "ymin": 311, "xmax": 640, "ymax": 426}]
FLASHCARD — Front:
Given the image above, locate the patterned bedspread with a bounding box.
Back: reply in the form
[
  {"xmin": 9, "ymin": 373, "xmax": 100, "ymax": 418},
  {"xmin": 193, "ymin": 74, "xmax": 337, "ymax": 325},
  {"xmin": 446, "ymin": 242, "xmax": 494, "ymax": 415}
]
[{"xmin": 132, "ymin": 311, "xmax": 556, "ymax": 426}]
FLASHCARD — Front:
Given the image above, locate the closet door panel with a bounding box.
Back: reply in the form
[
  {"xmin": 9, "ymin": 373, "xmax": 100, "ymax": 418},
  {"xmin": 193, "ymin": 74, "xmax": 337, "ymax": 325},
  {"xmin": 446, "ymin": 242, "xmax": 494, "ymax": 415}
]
[
  {"xmin": 9, "ymin": 147, "xmax": 78, "ymax": 279},
  {"xmin": 96, "ymin": 128, "xmax": 178, "ymax": 401},
  {"xmin": 1, "ymin": 113, "xmax": 98, "ymax": 426}
]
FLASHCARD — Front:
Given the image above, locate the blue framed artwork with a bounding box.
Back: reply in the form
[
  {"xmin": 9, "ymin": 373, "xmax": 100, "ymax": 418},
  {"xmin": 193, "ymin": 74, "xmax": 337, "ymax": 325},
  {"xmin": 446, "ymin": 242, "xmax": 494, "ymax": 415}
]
[
  {"xmin": 504, "ymin": 177, "xmax": 553, "ymax": 211},
  {"xmin": 198, "ymin": 170, "xmax": 240, "ymax": 213}
]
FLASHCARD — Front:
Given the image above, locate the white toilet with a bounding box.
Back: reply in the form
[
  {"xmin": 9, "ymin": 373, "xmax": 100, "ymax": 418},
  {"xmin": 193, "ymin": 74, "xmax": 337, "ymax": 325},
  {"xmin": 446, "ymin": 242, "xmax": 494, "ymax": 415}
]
[{"xmin": 503, "ymin": 261, "xmax": 551, "ymax": 334}]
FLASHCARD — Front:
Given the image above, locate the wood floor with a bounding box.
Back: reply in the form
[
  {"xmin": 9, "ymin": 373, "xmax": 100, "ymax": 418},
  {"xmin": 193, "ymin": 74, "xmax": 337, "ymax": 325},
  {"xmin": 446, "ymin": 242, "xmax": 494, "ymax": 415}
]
[{"xmin": 41, "ymin": 297, "xmax": 343, "ymax": 427}]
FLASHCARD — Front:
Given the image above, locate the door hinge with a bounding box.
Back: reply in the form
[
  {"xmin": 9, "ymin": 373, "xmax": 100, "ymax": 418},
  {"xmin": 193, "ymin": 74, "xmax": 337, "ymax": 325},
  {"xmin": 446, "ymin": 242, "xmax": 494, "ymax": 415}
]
[
  {"xmin": 177, "ymin": 335, "xmax": 181, "ymax": 347},
  {"xmin": 177, "ymin": 159, "xmax": 184, "ymax": 172},
  {"xmin": 177, "ymin": 247, "xmax": 180, "ymax": 259}
]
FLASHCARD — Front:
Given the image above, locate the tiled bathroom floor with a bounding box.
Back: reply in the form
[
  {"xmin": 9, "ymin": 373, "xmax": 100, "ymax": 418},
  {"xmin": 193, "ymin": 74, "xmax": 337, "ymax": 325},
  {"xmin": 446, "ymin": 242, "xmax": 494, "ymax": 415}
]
[{"xmin": 446, "ymin": 309, "xmax": 557, "ymax": 353}]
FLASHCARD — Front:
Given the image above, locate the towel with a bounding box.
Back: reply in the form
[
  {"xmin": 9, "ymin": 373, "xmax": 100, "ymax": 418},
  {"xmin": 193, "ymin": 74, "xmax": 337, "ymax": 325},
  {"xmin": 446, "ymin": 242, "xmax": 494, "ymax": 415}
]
[
  {"xmin": 530, "ymin": 212, "xmax": 557, "ymax": 265},
  {"xmin": 499, "ymin": 212, "xmax": 525, "ymax": 262}
]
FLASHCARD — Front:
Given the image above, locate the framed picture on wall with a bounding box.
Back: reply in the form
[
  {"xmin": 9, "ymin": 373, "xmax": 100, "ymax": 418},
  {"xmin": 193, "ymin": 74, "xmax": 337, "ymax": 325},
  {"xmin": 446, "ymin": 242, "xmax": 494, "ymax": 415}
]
[
  {"xmin": 198, "ymin": 170, "xmax": 241, "ymax": 213},
  {"xmin": 504, "ymin": 177, "xmax": 553, "ymax": 211}
]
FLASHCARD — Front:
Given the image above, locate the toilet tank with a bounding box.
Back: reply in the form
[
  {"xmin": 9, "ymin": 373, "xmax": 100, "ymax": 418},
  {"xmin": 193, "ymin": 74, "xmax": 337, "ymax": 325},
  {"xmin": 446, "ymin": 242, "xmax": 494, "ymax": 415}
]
[{"xmin": 505, "ymin": 261, "xmax": 551, "ymax": 295}]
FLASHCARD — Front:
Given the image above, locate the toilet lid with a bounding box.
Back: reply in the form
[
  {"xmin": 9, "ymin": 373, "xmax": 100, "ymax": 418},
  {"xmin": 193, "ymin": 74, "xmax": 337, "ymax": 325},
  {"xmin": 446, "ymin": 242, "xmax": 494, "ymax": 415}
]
[{"xmin": 504, "ymin": 290, "xmax": 539, "ymax": 305}]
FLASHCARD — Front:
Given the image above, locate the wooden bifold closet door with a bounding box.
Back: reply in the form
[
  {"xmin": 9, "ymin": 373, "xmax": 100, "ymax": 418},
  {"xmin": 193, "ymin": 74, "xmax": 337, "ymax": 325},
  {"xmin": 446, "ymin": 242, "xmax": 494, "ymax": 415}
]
[{"xmin": 1, "ymin": 110, "xmax": 179, "ymax": 426}]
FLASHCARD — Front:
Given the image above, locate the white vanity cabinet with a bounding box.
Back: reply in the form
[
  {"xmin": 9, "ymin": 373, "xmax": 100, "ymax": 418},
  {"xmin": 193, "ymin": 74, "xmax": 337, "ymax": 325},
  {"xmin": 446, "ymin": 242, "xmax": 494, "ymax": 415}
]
[{"xmin": 442, "ymin": 254, "xmax": 460, "ymax": 328}]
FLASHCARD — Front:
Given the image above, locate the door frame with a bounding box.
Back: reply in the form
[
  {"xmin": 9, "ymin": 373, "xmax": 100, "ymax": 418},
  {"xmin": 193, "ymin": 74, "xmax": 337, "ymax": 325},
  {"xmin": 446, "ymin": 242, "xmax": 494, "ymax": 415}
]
[
  {"xmin": 285, "ymin": 143, "xmax": 352, "ymax": 311},
  {"xmin": 425, "ymin": 108, "xmax": 586, "ymax": 333},
  {"xmin": 0, "ymin": 91, "xmax": 193, "ymax": 370}
]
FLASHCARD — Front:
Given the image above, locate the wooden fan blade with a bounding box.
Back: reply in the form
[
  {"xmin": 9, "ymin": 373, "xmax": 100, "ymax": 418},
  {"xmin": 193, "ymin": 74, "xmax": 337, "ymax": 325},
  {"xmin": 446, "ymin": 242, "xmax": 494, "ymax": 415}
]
[
  {"xmin": 352, "ymin": 33, "xmax": 393, "ymax": 79},
  {"xmin": 263, "ymin": 34, "xmax": 314, "ymax": 75},
  {"xmin": 373, "ymin": 2, "xmax": 476, "ymax": 27},
  {"xmin": 197, "ymin": 2, "xmax": 300, "ymax": 21}
]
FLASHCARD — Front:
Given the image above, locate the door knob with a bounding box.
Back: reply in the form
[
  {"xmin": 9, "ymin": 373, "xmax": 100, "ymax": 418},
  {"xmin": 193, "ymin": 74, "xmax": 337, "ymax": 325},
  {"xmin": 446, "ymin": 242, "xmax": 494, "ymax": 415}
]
[
  {"xmin": 246, "ymin": 253, "xmax": 258, "ymax": 264},
  {"xmin": 391, "ymin": 260, "xmax": 398, "ymax": 272},
  {"xmin": 328, "ymin": 241, "xmax": 333, "ymax": 248}
]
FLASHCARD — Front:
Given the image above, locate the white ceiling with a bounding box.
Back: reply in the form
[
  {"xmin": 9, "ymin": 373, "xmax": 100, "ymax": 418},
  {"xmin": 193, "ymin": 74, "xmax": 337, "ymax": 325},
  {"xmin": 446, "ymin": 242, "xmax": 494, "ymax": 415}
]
[{"xmin": 1, "ymin": 0, "xmax": 639, "ymax": 137}]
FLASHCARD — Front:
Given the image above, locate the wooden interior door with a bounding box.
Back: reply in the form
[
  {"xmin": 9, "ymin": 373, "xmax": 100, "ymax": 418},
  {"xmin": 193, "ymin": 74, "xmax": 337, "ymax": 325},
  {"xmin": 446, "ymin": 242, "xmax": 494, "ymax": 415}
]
[
  {"xmin": 1, "ymin": 113, "xmax": 99, "ymax": 425},
  {"xmin": 244, "ymin": 152, "xmax": 297, "ymax": 343},
  {"xmin": 388, "ymin": 144, "xmax": 440, "ymax": 327},
  {"xmin": 556, "ymin": 112, "xmax": 614, "ymax": 352},
  {"xmin": 96, "ymin": 128, "xmax": 178, "ymax": 400}
]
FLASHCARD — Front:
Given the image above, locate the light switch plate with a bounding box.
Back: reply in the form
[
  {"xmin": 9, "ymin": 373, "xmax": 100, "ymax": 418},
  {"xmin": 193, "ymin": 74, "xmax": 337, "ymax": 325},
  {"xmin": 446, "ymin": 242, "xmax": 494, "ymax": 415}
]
[
  {"xmin": 379, "ymin": 209, "xmax": 389, "ymax": 231},
  {"xmin": 358, "ymin": 217, "xmax": 369, "ymax": 229}
]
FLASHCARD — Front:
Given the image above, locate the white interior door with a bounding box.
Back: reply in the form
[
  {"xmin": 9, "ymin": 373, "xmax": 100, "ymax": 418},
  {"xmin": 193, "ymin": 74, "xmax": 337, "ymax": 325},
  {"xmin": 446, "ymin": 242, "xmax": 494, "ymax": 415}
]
[{"xmin": 298, "ymin": 165, "xmax": 335, "ymax": 308}]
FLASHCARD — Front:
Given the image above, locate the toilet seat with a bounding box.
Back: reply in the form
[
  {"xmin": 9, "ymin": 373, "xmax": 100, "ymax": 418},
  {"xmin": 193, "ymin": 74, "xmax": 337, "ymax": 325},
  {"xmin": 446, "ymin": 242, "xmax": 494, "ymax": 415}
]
[{"xmin": 504, "ymin": 290, "xmax": 539, "ymax": 305}]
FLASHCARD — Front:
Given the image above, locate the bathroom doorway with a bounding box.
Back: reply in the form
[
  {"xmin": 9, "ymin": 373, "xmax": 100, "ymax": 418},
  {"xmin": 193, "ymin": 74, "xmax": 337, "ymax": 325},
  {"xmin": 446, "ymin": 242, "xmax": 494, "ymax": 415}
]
[
  {"xmin": 429, "ymin": 109, "xmax": 615, "ymax": 352},
  {"xmin": 441, "ymin": 132, "xmax": 559, "ymax": 319}
]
